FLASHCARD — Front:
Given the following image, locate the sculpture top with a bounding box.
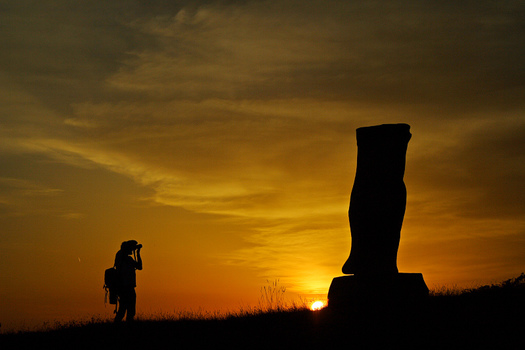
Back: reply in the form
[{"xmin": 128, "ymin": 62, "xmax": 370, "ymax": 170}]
[{"xmin": 356, "ymin": 123, "xmax": 411, "ymax": 145}]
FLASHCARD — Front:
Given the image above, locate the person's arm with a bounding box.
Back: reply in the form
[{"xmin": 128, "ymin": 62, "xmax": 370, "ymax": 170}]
[{"xmin": 135, "ymin": 247, "xmax": 143, "ymax": 270}]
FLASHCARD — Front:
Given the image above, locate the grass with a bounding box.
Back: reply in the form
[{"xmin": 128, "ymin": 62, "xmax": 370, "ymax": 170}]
[{"xmin": 2, "ymin": 274, "xmax": 524, "ymax": 349}]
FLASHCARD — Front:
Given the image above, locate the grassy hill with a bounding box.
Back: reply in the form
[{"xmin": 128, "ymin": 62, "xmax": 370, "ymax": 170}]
[{"xmin": 2, "ymin": 274, "xmax": 524, "ymax": 349}]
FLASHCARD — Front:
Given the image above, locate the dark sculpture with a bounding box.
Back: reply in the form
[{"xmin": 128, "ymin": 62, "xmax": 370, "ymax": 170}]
[
  {"xmin": 342, "ymin": 123, "xmax": 411, "ymax": 276},
  {"xmin": 328, "ymin": 123, "xmax": 428, "ymax": 308}
]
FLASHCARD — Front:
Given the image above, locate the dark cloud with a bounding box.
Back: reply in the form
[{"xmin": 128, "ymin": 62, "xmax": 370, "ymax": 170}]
[
  {"xmin": 406, "ymin": 117, "xmax": 525, "ymax": 220},
  {"xmin": 459, "ymin": 121, "xmax": 525, "ymax": 218},
  {"xmin": 3, "ymin": 0, "xmax": 524, "ymax": 111}
]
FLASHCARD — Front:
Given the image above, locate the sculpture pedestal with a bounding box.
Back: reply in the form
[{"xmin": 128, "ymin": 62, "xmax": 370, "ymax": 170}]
[{"xmin": 328, "ymin": 273, "xmax": 429, "ymax": 309}]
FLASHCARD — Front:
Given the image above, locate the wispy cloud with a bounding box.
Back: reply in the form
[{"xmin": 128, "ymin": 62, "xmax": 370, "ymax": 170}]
[{"xmin": 0, "ymin": 177, "xmax": 64, "ymax": 217}]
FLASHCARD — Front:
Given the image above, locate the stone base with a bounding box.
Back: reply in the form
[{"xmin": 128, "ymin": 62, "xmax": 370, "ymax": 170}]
[{"xmin": 328, "ymin": 273, "xmax": 429, "ymax": 309}]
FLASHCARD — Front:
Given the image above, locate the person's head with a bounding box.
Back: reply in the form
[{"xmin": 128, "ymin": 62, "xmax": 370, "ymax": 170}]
[{"xmin": 121, "ymin": 240, "xmax": 140, "ymax": 255}]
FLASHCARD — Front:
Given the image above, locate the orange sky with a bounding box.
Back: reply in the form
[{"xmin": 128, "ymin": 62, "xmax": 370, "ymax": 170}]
[{"xmin": 1, "ymin": 0, "xmax": 525, "ymax": 331}]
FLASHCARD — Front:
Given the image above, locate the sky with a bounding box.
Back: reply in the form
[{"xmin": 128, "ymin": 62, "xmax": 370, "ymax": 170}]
[{"xmin": 1, "ymin": 0, "xmax": 524, "ymax": 331}]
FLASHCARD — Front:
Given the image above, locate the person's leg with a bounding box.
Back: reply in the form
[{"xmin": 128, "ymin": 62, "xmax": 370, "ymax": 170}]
[
  {"xmin": 114, "ymin": 303, "xmax": 126, "ymax": 323},
  {"xmin": 114, "ymin": 289, "xmax": 129, "ymax": 322},
  {"xmin": 126, "ymin": 289, "xmax": 137, "ymax": 322}
]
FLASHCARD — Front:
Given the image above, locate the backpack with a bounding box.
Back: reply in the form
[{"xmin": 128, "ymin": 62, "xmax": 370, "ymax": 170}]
[{"xmin": 104, "ymin": 267, "xmax": 119, "ymax": 305}]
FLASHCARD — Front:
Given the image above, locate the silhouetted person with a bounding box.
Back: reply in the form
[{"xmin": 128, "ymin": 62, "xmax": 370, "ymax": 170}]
[{"xmin": 114, "ymin": 240, "xmax": 142, "ymax": 323}]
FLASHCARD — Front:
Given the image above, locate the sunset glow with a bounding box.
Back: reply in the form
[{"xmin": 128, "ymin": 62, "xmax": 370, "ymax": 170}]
[
  {"xmin": 1, "ymin": 0, "xmax": 524, "ymax": 332},
  {"xmin": 311, "ymin": 301, "xmax": 325, "ymax": 311}
]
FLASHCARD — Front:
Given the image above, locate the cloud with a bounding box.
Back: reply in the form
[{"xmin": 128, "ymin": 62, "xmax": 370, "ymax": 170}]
[
  {"xmin": 0, "ymin": 177, "xmax": 64, "ymax": 217},
  {"xmin": 224, "ymin": 215, "xmax": 350, "ymax": 294},
  {"xmin": 3, "ymin": 0, "xmax": 524, "ymax": 109},
  {"xmin": 61, "ymin": 98, "xmax": 356, "ymax": 219},
  {"xmin": 406, "ymin": 114, "xmax": 525, "ymax": 221}
]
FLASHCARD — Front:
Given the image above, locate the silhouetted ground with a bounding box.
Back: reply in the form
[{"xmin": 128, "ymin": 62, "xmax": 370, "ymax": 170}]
[{"xmin": 2, "ymin": 274, "xmax": 524, "ymax": 349}]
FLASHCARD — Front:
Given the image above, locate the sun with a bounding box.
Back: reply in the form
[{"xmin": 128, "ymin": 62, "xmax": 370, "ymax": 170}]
[{"xmin": 310, "ymin": 301, "xmax": 325, "ymax": 311}]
